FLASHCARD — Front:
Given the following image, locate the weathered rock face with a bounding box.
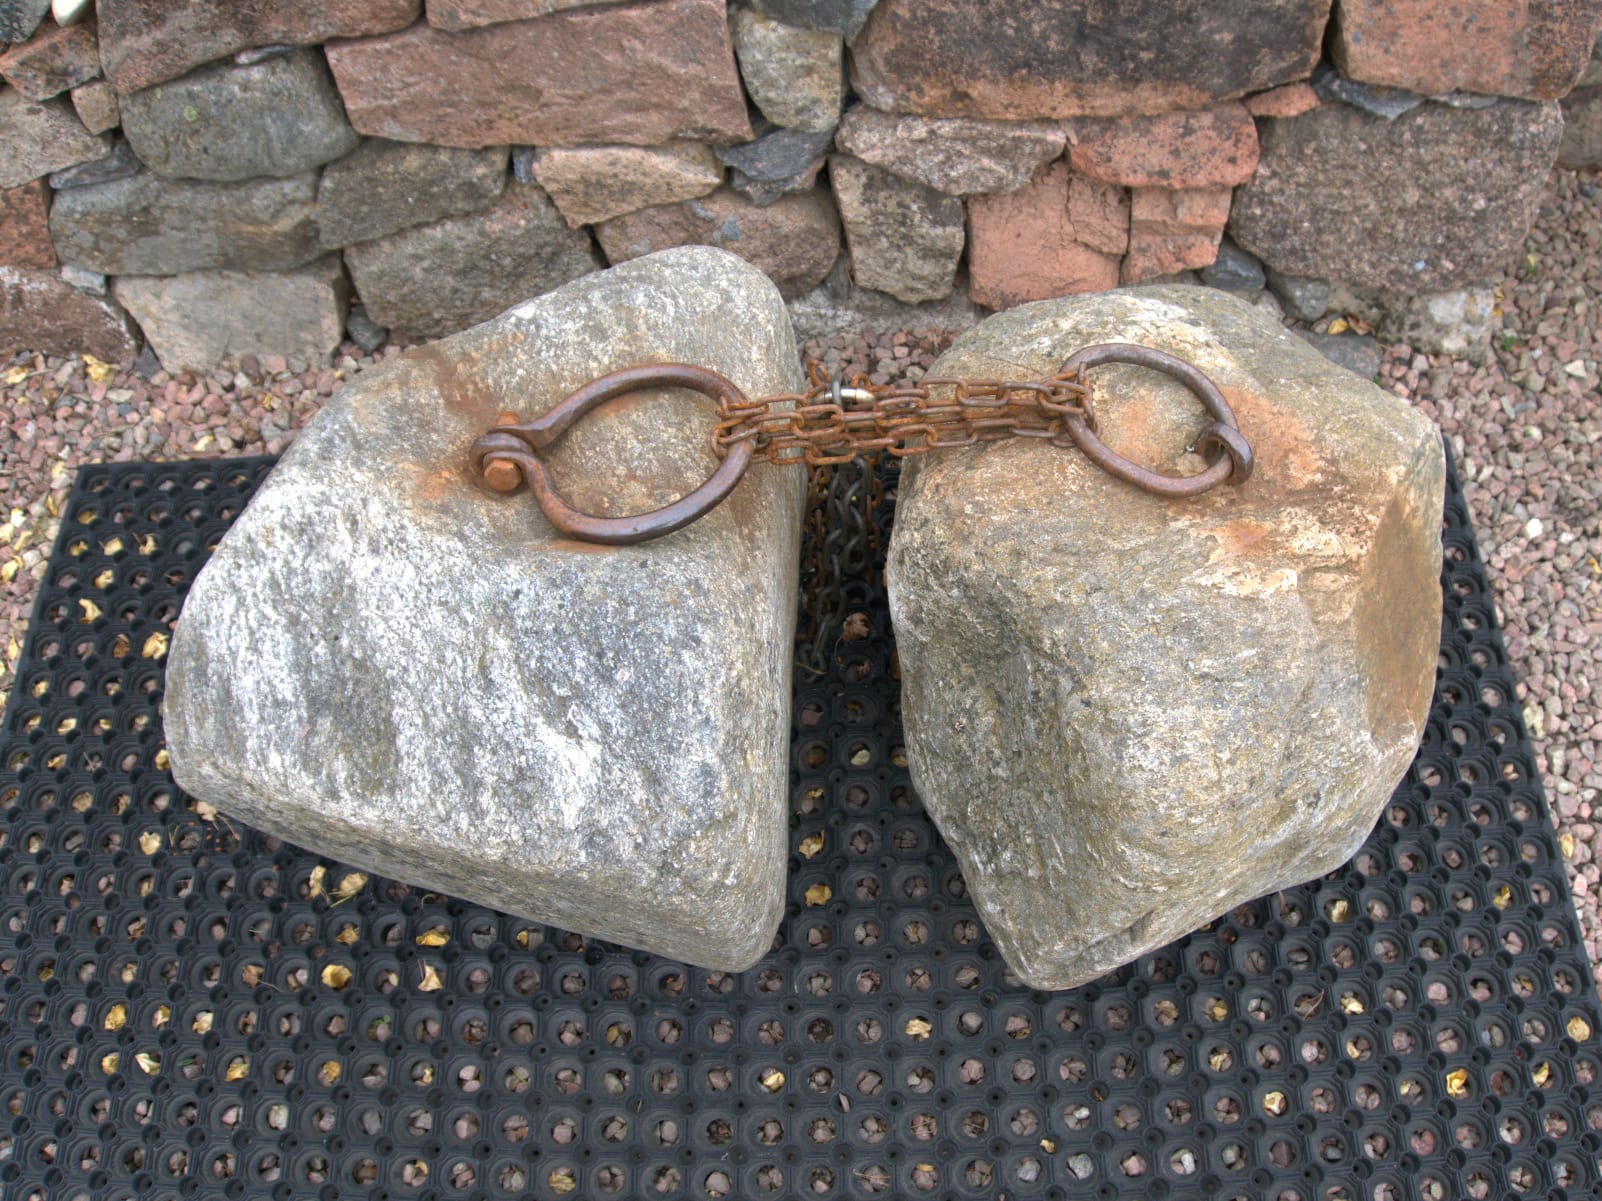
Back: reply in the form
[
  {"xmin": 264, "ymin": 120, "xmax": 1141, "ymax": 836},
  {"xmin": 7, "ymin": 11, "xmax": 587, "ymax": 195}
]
[
  {"xmin": 343, "ymin": 182, "xmax": 602, "ymax": 338},
  {"xmin": 0, "ymin": 263, "xmax": 137, "ymax": 360},
  {"xmin": 0, "ymin": 0, "xmax": 49, "ymax": 42},
  {"xmin": 425, "ymin": 0, "xmax": 632, "ymax": 29},
  {"xmin": 113, "ymin": 256, "xmax": 350, "ymax": 371},
  {"xmin": 967, "ymin": 163, "xmax": 1124, "ymax": 309},
  {"xmin": 1065, "ymin": 104, "xmax": 1260, "ymax": 188},
  {"xmin": 595, "ymin": 185, "xmax": 840, "ymax": 298},
  {"xmin": 747, "ymin": 0, "xmax": 876, "ymax": 39},
  {"xmin": 317, "ymin": 139, "xmax": 509, "ymax": 247},
  {"xmin": 48, "ymin": 169, "xmax": 323, "ymax": 275},
  {"xmin": 0, "ymin": 19, "xmax": 101, "ymax": 100},
  {"xmin": 731, "ymin": 6, "xmax": 842, "ymax": 134},
  {"xmin": 714, "ymin": 125, "xmax": 834, "ymax": 205},
  {"xmin": 830, "ymin": 156, "xmax": 963, "ymax": 303},
  {"xmin": 0, "ymin": 89, "xmax": 110, "ymax": 188},
  {"xmin": 1560, "ymin": 87, "xmax": 1602, "ymax": 169},
  {"xmin": 886, "ymin": 286, "xmax": 1445, "ymax": 990},
  {"xmin": 852, "ymin": 0, "xmax": 1329, "ymax": 119},
  {"xmin": 1230, "ymin": 98, "xmax": 1563, "ymax": 293},
  {"xmin": 120, "ymin": 49, "xmax": 360, "ymax": 183},
  {"xmin": 0, "ymin": 179, "xmax": 56, "ymax": 269},
  {"xmin": 835, "ymin": 107, "xmax": 1065, "ymax": 195},
  {"xmin": 1123, "ymin": 187, "xmax": 1231, "ymax": 284},
  {"xmin": 46, "ymin": 136, "xmax": 140, "ymax": 188},
  {"xmin": 70, "ymin": 80, "xmax": 121, "ymax": 135},
  {"xmin": 165, "ymin": 246, "xmax": 804, "ymax": 970},
  {"xmin": 325, "ymin": 0, "xmax": 752, "ymax": 149},
  {"xmin": 1332, "ymin": 0, "xmax": 1602, "ymax": 101},
  {"xmin": 532, "ymin": 142, "xmax": 723, "ymax": 229},
  {"xmin": 97, "ymin": 0, "xmax": 421, "ymax": 93}
]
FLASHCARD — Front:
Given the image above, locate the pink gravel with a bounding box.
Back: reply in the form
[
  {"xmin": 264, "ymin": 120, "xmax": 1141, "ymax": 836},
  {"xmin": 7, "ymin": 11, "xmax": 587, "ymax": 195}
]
[{"xmin": 2, "ymin": 166, "xmax": 1599, "ymax": 981}]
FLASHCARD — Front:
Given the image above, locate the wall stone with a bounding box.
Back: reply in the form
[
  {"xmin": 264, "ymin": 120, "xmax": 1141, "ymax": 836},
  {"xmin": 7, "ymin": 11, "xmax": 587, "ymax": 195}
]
[
  {"xmin": 967, "ymin": 162, "xmax": 1123, "ymax": 309},
  {"xmin": 343, "ymin": 182, "xmax": 602, "ymax": 338},
  {"xmin": 532, "ymin": 142, "xmax": 723, "ymax": 229},
  {"xmin": 1332, "ymin": 0, "xmax": 1602, "ymax": 101},
  {"xmin": 1066, "ymin": 104, "xmax": 1260, "ymax": 188},
  {"xmin": 0, "ymin": 0, "xmax": 50, "ymax": 43},
  {"xmin": 0, "ymin": 263, "xmax": 137, "ymax": 360},
  {"xmin": 69, "ymin": 79, "xmax": 120, "ymax": 134},
  {"xmin": 97, "ymin": 0, "xmax": 421, "ymax": 93},
  {"xmin": 830, "ymin": 155, "xmax": 963, "ymax": 303},
  {"xmin": 425, "ymin": 0, "xmax": 632, "ymax": 30},
  {"xmin": 835, "ymin": 107, "xmax": 1065, "ymax": 195},
  {"xmin": 852, "ymin": 0, "xmax": 1330, "ymax": 119},
  {"xmin": 0, "ymin": 179, "xmax": 56, "ymax": 269},
  {"xmin": 0, "ymin": 89, "xmax": 110, "ymax": 188},
  {"xmin": 1230, "ymin": 97, "xmax": 1564, "ymax": 293},
  {"xmin": 120, "ymin": 49, "xmax": 359, "ymax": 182},
  {"xmin": 1559, "ymin": 87, "xmax": 1602, "ymax": 169},
  {"xmin": 747, "ymin": 0, "xmax": 876, "ymax": 39},
  {"xmin": 325, "ymin": 0, "xmax": 752, "ymax": 149},
  {"xmin": 594, "ymin": 185, "xmax": 840, "ymax": 298},
  {"xmin": 317, "ymin": 140, "xmax": 509, "ymax": 247},
  {"xmin": 731, "ymin": 5, "xmax": 842, "ymax": 134},
  {"xmin": 0, "ymin": 19, "xmax": 101, "ymax": 100}
]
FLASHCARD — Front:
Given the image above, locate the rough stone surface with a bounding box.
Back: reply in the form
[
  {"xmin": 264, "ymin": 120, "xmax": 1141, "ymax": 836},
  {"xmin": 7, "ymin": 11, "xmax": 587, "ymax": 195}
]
[
  {"xmin": 1067, "ymin": 175, "xmax": 1132, "ymax": 257},
  {"xmin": 1066, "ymin": 104, "xmax": 1259, "ymax": 188},
  {"xmin": 1560, "ymin": 87, "xmax": 1602, "ymax": 169},
  {"xmin": 0, "ymin": 89, "xmax": 109, "ymax": 188},
  {"xmin": 1310, "ymin": 63, "xmax": 1423, "ymax": 121},
  {"xmin": 0, "ymin": 19, "xmax": 100, "ymax": 100},
  {"xmin": 1265, "ymin": 265, "xmax": 1331, "ymax": 322},
  {"xmin": 715, "ymin": 125, "xmax": 833, "ymax": 186},
  {"xmin": 830, "ymin": 156, "xmax": 963, "ymax": 304},
  {"xmin": 120, "ymin": 49, "xmax": 359, "ymax": 183},
  {"xmin": 1122, "ymin": 232, "xmax": 1224, "ymax": 285},
  {"xmin": 46, "ymin": 137, "xmax": 139, "ymax": 188},
  {"xmin": 533, "ymin": 143, "xmax": 722, "ymax": 229},
  {"xmin": 97, "ymin": 0, "xmax": 421, "ymax": 93},
  {"xmin": 967, "ymin": 162, "xmax": 1122, "ymax": 309},
  {"xmin": 731, "ymin": 6, "xmax": 841, "ymax": 134},
  {"xmin": 1332, "ymin": 0, "xmax": 1602, "ymax": 101},
  {"xmin": 1244, "ymin": 82, "xmax": 1320, "ymax": 118},
  {"xmin": 595, "ymin": 186, "xmax": 841, "ymax": 299},
  {"xmin": 0, "ymin": 0, "xmax": 48, "ymax": 42},
  {"xmin": 0, "ymin": 179, "xmax": 55, "ymax": 269},
  {"xmin": 113, "ymin": 256, "xmax": 351, "ymax": 372},
  {"xmin": 835, "ymin": 107, "xmax": 1065, "ymax": 196},
  {"xmin": 1296, "ymin": 329, "xmax": 1382, "ymax": 377},
  {"xmin": 425, "ymin": 0, "xmax": 632, "ymax": 30},
  {"xmin": 786, "ymin": 254, "xmax": 984, "ymax": 342},
  {"xmin": 851, "ymin": 0, "xmax": 1328, "ymax": 119},
  {"xmin": 1230, "ymin": 99, "xmax": 1564, "ymax": 293},
  {"xmin": 1130, "ymin": 186, "xmax": 1232, "ymax": 236},
  {"xmin": 0, "ymin": 263, "xmax": 136, "ymax": 359},
  {"xmin": 729, "ymin": 160, "xmax": 824, "ymax": 207},
  {"xmin": 1327, "ymin": 282, "xmax": 1498, "ymax": 363},
  {"xmin": 748, "ymin": 0, "xmax": 875, "ymax": 38},
  {"xmin": 165, "ymin": 247, "xmax": 804, "ymax": 971},
  {"xmin": 886, "ymin": 286, "xmax": 1445, "ymax": 989},
  {"xmin": 343, "ymin": 182, "xmax": 602, "ymax": 339},
  {"xmin": 57, "ymin": 262, "xmax": 103, "ymax": 293},
  {"xmin": 325, "ymin": 0, "xmax": 752, "ymax": 150},
  {"xmin": 48, "ymin": 169, "xmax": 323, "ymax": 275},
  {"xmin": 345, "ymin": 302, "xmax": 387, "ymax": 352},
  {"xmin": 69, "ymin": 79, "xmax": 119, "ymax": 134},
  {"xmin": 1200, "ymin": 237, "xmax": 1267, "ymax": 297},
  {"xmin": 317, "ymin": 140, "xmax": 509, "ymax": 248}
]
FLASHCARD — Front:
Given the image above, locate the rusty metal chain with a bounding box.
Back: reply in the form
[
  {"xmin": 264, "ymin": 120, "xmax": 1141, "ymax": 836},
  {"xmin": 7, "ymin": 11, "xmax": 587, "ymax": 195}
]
[{"xmin": 468, "ymin": 344, "xmax": 1255, "ymax": 545}]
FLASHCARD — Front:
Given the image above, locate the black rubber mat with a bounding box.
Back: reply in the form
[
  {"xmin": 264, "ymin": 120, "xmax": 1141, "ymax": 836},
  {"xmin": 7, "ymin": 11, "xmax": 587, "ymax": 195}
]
[{"xmin": 1, "ymin": 450, "xmax": 1599, "ymax": 1201}]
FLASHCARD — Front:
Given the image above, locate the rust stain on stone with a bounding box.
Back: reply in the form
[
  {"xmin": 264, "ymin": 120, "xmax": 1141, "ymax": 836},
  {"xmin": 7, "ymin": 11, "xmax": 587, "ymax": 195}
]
[
  {"xmin": 1218, "ymin": 386, "xmax": 1322, "ymax": 492},
  {"xmin": 1204, "ymin": 517, "xmax": 1272, "ymax": 558},
  {"xmin": 1352, "ymin": 485, "xmax": 1438, "ymax": 743},
  {"xmin": 407, "ymin": 342, "xmax": 504, "ymax": 424}
]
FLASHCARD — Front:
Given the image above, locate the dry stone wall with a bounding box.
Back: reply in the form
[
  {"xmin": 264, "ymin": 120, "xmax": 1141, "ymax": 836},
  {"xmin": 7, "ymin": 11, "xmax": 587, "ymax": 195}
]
[{"xmin": 0, "ymin": 0, "xmax": 1598, "ymax": 369}]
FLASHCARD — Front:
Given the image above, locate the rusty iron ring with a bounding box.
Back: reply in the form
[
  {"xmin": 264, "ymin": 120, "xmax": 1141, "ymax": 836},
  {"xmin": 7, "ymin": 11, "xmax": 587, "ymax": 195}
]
[
  {"xmin": 1058, "ymin": 343, "xmax": 1252, "ymax": 497},
  {"xmin": 469, "ymin": 363, "xmax": 755, "ymax": 545}
]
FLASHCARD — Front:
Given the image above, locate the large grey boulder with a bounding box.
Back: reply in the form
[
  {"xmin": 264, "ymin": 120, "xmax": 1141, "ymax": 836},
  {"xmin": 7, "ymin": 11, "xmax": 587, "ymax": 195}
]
[
  {"xmin": 887, "ymin": 286, "xmax": 1444, "ymax": 990},
  {"xmin": 165, "ymin": 247, "xmax": 804, "ymax": 970}
]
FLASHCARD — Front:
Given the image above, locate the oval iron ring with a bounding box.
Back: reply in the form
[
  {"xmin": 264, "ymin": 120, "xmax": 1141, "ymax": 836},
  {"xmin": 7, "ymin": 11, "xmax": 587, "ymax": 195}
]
[
  {"xmin": 1058, "ymin": 343, "xmax": 1253, "ymax": 498},
  {"xmin": 470, "ymin": 363, "xmax": 754, "ymax": 545}
]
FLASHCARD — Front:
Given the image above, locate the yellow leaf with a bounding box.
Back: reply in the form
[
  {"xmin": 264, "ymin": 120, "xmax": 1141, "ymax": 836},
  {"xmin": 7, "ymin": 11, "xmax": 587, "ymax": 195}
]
[
  {"xmin": 331, "ymin": 870, "xmax": 367, "ymax": 903},
  {"xmin": 193, "ymin": 434, "xmax": 214, "ymax": 452},
  {"xmin": 241, "ymin": 964, "xmax": 263, "ymax": 987},
  {"xmin": 1040, "ymin": 1138, "xmax": 1056, "ymax": 1154},
  {"xmin": 307, "ymin": 865, "xmax": 327, "ymax": 899},
  {"xmin": 1492, "ymin": 885, "xmax": 1512, "ymax": 910},
  {"xmin": 0, "ymin": 560, "xmax": 17, "ymax": 585},
  {"xmin": 100, "ymin": 1052, "xmax": 120, "ymax": 1074},
  {"xmin": 104, "ymin": 1004, "xmax": 127, "ymax": 1031},
  {"xmin": 797, "ymin": 832, "xmax": 825, "ymax": 859},
  {"xmin": 83, "ymin": 354, "xmax": 115, "ymax": 383},
  {"xmin": 1208, "ymin": 1049, "xmax": 1231, "ymax": 1071},
  {"xmin": 1569, "ymin": 1017, "xmax": 1593, "ymax": 1042},
  {"xmin": 416, "ymin": 929, "xmax": 450, "ymax": 947},
  {"xmin": 1340, "ymin": 994, "xmax": 1365, "ymax": 1015},
  {"xmin": 319, "ymin": 1060, "xmax": 341, "ymax": 1086},
  {"xmin": 1532, "ymin": 1061, "xmax": 1550, "ymax": 1086},
  {"xmin": 141, "ymin": 632, "xmax": 169, "ymax": 659},
  {"xmin": 321, "ymin": 964, "xmax": 353, "ymax": 990},
  {"xmin": 111, "ymin": 633, "xmax": 130, "ymax": 658},
  {"xmin": 192, "ymin": 1011, "xmax": 213, "ymax": 1035},
  {"xmin": 1561, "ymin": 832, "xmax": 1576, "ymax": 859},
  {"xmin": 418, "ymin": 962, "xmax": 443, "ymax": 992},
  {"xmin": 135, "ymin": 1052, "xmax": 160, "ymax": 1075},
  {"xmin": 195, "ymin": 800, "xmax": 218, "ymax": 822},
  {"xmin": 1263, "ymin": 1091, "xmax": 1287, "ymax": 1115},
  {"xmin": 225, "ymin": 1057, "xmax": 249, "ymax": 1082},
  {"xmin": 334, "ymin": 925, "xmax": 359, "ymax": 945},
  {"xmin": 850, "ymin": 747, "xmax": 870, "ymax": 766},
  {"xmin": 4, "ymin": 366, "xmax": 29, "ymax": 385},
  {"xmin": 139, "ymin": 831, "xmax": 162, "ymax": 854},
  {"xmin": 759, "ymin": 1069, "xmax": 785, "ymax": 1092},
  {"xmin": 804, "ymin": 883, "xmax": 832, "ymax": 907},
  {"xmin": 1205, "ymin": 999, "xmax": 1228, "ymax": 1022},
  {"xmin": 101, "ymin": 535, "xmax": 122, "ymax": 555},
  {"xmin": 1346, "ymin": 1040, "xmax": 1363, "ymax": 1059},
  {"xmin": 153, "ymin": 1005, "xmax": 169, "ymax": 1027},
  {"xmin": 416, "ymin": 1063, "xmax": 434, "ymax": 1084},
  {"xmin": 905, "ymin": 1018, "xmax": 932, "ymax": 1039},
  {"xmin": 1445, "ymin": 1068, "xmax": 1469, "ymax": 1097},
  {"xmin": 549, "ymin": 1171, "xmax": 577, "ymax": 1196},
  {"xmin": 1328, "ymin": 899, "xmax": 1350, "ymax": 922},
  {"xmin": 1326, "ymin": 317, "xmax": 1350, "ymax": 335},
  {"xmin": 92, "ymin": 567, "xmax": 114, "ymax": 589},
  {"xmin": 138, "ymin": 533, "xmax": 157, "ymax": 555},
  {"xmin": 153, "ymin": 749, "xmax": 170, "ymax": 771},
  {"xmin": 516, "ymin": 929, "xmax": 533, "ymax": 949},
  {"xmin": 79, "ymin": 598, "xmax": 103, "ymax": 623},
  {"xmin": 57, "ymin": 717, "xmax": 77, "ymax": 734}
]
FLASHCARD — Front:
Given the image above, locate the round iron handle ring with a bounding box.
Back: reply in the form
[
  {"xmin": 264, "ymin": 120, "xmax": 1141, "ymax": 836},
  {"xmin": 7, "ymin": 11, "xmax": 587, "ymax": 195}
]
[{"xmin": 1057, "ymin": 343, "xmax": 1252, "ymax": 498}]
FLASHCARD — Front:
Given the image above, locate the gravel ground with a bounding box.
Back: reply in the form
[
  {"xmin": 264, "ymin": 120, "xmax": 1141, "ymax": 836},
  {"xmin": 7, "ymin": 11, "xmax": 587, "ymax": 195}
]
[{"xmin": 2, "ymin": 167, "xmax": 1599, "ymax": 980}]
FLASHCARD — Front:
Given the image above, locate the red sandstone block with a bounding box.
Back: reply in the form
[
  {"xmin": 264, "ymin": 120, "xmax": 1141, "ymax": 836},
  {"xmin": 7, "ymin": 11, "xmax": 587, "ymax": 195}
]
[
  {"xmin": 326, "ymin": 0, "xmax": 752, "ymax": 149},
  {"xmin": 1129, "ymin": 187, "xmax": 1232, "ymax": 237},
  {"xmin": 1244, "ymin": 81, "xmax": 1320, "ymax": 119},
  {"xmin": 1120, "ymin": 230, "xmax": 1224, "ymax": 285},
  {"xmin": 1333, "ymin": 0, "xmax": 1600, "ymax": 101},
  {"xmin": 0, "ymin": 20, "xmax": 101, "ymax": 101},
  {"xmin": 967, "ymin": 162, "xmax": 1121, "ymax": 310},
  {"xmin": 0, "ymin": 180, "xmax": 57, "ymax": 270},
  {"xmin": 1067, "ymin": 104, "xmax": 1259, "ymax": 189}
]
